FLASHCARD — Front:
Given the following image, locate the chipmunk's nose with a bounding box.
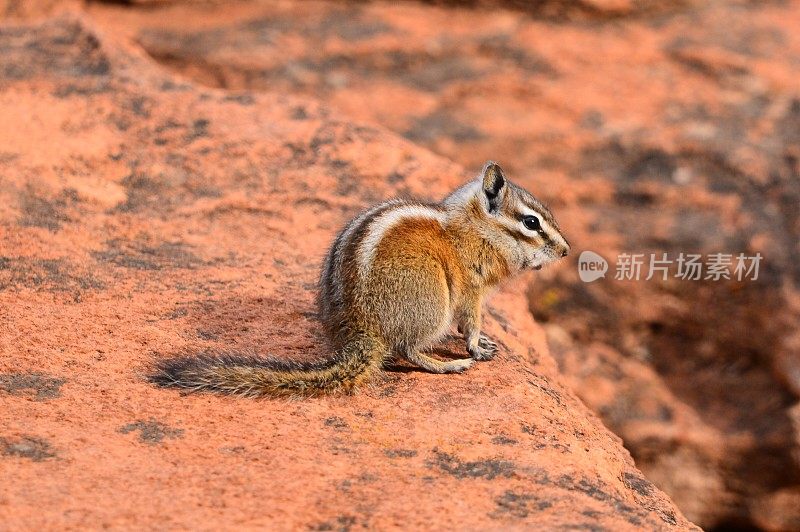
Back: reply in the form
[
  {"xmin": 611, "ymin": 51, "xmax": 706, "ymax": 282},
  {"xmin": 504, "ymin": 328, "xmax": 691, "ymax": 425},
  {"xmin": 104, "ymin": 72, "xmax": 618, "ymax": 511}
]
[{"xmin": 560, "ymin": 242, "xmax": 571, "ymax": 257}]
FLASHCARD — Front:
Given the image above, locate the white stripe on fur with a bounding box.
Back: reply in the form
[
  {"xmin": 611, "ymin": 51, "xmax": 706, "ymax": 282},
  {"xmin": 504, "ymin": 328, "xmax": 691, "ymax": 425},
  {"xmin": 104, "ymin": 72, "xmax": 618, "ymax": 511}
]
[{"xmin": 357, "ymin": 204, "xmax": 446, "ymax": 276}]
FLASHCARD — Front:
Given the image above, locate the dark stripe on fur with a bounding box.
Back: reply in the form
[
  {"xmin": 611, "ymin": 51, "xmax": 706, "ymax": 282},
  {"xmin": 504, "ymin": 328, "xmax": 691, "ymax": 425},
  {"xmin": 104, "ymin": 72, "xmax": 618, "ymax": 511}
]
[{"xmin": 499, "ymin": 225, "xmax": 540, "ymax": 245}]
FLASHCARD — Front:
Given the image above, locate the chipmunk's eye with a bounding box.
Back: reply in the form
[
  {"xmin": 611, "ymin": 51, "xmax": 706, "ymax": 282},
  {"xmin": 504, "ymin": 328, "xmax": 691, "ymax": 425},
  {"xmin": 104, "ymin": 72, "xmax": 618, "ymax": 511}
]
[{"xmin": 522, "ymin": 215, "xmax": 541, "ymax": 231}]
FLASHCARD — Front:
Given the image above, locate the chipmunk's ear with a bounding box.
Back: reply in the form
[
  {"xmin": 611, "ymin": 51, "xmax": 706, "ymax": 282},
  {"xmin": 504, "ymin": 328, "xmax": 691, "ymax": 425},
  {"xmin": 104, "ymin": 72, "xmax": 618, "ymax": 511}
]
[{"xmin": 482, "ymin": 161, "xmax": 506, "ymax": 213}]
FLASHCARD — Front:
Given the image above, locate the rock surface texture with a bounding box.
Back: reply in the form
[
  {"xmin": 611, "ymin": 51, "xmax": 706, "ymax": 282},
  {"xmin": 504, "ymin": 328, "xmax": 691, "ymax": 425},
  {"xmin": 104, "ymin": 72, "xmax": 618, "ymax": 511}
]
[
  {"xmin": 0, "ymin": 11, "xmax": 699, "ymax": 532},
  {"xmin": 69, "ymin": 0, "xmax": 800, "ymax": 529}
]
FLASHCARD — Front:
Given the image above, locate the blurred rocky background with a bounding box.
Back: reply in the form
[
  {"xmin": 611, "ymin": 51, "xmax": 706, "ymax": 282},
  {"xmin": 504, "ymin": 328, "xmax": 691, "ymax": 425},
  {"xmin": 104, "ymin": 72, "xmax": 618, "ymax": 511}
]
[{"xmin": 3, "ymin": 0, "xmax": 800, "ymax": 529}]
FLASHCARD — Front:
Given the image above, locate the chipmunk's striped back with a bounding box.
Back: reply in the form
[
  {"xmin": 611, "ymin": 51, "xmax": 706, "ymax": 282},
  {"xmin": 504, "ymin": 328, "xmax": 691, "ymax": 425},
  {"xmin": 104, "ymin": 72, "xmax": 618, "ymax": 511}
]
[
  {"xmin": 318, "ymin": 199, "xmax": 448, "ymax": 340},
  {"xmin": 152, "ymin": 162, "xmax": 569, "ymax": 397}
]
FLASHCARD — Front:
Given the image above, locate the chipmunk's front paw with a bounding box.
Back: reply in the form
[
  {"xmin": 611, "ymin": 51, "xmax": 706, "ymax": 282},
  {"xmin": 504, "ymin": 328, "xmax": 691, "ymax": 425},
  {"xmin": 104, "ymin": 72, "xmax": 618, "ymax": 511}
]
[{"xmin": 469, "ymin": 335, "xmax": 497, "ymax": 361}]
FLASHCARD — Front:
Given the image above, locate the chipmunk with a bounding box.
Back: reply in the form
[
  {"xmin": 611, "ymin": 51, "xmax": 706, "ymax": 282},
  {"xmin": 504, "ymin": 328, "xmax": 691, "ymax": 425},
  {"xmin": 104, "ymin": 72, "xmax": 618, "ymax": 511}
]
[{"xmin": 153, "ymin": 162, "xmax": 570, "ymax": 397}]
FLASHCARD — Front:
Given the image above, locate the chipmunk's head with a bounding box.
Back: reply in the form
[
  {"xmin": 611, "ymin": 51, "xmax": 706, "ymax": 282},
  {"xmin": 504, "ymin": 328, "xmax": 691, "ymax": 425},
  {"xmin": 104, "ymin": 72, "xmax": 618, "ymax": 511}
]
[{"xmin": 447, "ymin": 161, "xmax": 570, "ymax": 271}]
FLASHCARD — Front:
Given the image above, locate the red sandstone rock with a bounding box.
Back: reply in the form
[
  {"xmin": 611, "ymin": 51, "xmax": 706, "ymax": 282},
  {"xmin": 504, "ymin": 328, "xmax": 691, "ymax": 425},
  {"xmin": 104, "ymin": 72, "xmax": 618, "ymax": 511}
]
[
  {"xmin": 752, "ymin": 487, "xmax": 800, "ymax": 531},
  {"xmin": 75, "ymin": 1, "xmax": 800, "ymax": 529},
  {"xmin": 0, "ymin": 14, "xmax": 696, "ymax": 530},
  {"xmin": 0, "ymin": 0, "xmax": 81, "ymax": 20}
]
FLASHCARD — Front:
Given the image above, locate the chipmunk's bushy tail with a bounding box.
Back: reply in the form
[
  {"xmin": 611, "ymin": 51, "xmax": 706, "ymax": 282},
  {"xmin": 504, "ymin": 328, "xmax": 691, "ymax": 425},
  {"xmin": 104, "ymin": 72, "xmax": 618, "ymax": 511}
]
[{"xmin": 151, "ymin": 334, "xmax": 387, "ymax": 397}]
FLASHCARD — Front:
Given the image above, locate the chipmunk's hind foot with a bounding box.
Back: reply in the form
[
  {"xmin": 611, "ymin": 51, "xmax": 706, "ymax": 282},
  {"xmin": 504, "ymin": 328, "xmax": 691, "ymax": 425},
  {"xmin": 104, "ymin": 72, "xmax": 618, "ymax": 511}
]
[{"xmin": 404, "ymin": 350, "xmax": 474, "ymax": 374}]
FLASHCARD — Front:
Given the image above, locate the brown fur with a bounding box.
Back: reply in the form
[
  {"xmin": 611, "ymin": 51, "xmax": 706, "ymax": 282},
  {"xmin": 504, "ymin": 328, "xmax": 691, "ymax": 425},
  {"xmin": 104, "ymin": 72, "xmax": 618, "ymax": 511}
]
[{"xmin": 152, "ymin": 162, "xmax": 569, "ymax": 397}]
